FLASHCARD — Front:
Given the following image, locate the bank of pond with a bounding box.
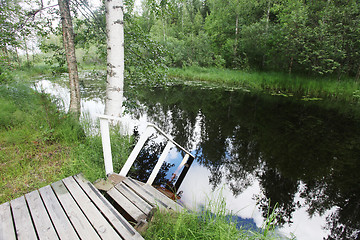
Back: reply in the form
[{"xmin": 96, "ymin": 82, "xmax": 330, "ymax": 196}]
[
  {"xmin": 0, "ymin": 82, "xmax": 285, "ymax": 239},
  {"xmin": 2, "ymin": 66, "xmax": 360, "ymax": 239},
  {"xmin": 168, "ymin": 67, "xmax": 360, "ymax": 103}
]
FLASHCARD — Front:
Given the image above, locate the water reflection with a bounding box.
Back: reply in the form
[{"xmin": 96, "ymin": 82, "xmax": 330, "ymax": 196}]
[
  {"xmin": 36, "ymin": 73, "xmax": 360, "ymax": 240},
  {"xmin": 127, "ymin": 131, "xmax": 173, "ymax": 186},
  {"xmin": 127, "ymin": 84, "xmax": 360, "ymax": 240}
]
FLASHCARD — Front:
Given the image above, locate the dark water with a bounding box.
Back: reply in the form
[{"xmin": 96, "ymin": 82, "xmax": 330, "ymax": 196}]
[
  {"xmin": 36, "ymin": 74, "xmax": 360, "ymax": 240},
  {"xmin": 125, "ymin": 84, "xmax": 360, "ymax": 240}
]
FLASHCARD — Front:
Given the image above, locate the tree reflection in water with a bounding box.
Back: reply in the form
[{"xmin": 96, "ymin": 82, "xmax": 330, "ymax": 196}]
[
  {"xmin": 127, "ymin": 129, "xmax": 174, "ymax": 186},
  {"xmin": 39, "ymin": 75, "xmax": 360, "ymax": 239},
  {"xmin": 124, "ymin": 83, "xmax": 360, "ymax": 240}
]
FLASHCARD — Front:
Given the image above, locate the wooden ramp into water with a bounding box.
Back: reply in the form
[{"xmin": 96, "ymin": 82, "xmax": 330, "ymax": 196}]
[
  {"xmin": 0, "ymin": 174, "xmax": 182, "ymax": 240},
  {"xmin": 101, "ymin": 174, "xmax": 182, "ymax": 224}
]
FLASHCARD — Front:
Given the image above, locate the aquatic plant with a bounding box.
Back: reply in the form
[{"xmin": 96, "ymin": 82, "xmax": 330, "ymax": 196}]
[{"xmin": 168, "ymin": 67, "xmax": 360, "ymax": 103}]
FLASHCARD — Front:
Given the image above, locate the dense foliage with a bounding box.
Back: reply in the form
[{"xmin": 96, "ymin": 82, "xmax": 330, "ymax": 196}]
[
  {"xmin": 0, "ymin": 0, "xmax": 53, "ymax": 68},
  {"xmin": 140, "ymin": 0, "xmax": 360, "ymax": 79},
  {"xmin": 2, "ymin": 0, "xmax": 359, "ymax": 81},
  {"xmin": 62, "ymin": 1, "xmax": 168, "ymax": 84}
]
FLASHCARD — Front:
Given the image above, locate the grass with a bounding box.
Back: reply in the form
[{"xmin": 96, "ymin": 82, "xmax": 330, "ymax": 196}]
[
  {"xmin": 12, "ymin": 64, "xmax": 61, "ymax": 80},
  {"xmin": 0, "ymin": 81, "xmax": 284, "ymax": 239},
  {"xmin": 79, "ymin": 63, "xmax": 107, "ymax": 71},
  {"xmin": 1, "ymin": 65, "xmax": 289, "ymax": 239},
  {"xmin": 0, "ymin": 81, "xmax": 132, "ymax": 204},
  {"xmin": 168, "ymin": 66, "xmax": 360, "ymax": 102},
  {"xmin": 10, "ymin": 63, "xmax": 106, "ymax": 84},
  {"xmin": 144, "ymin": 193, "xmax": 287, "ymax": 240}
]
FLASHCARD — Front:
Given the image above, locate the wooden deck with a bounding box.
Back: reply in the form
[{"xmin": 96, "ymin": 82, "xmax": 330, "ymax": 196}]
[
  {"xmin": 104, "ymin": 174, "xmax": 182, "ymax": 224},
  {"xmin": 0, "ymin": 174, "xmax": 183, "ymax": 240}
]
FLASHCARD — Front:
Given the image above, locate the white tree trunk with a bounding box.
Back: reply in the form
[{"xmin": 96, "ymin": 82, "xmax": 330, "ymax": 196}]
[
  {"xmin": 234, "ymin": 14, "xmax": 239, "ymax": 57},
  {"xmin": 262, "ymin": 0, "xmax": 271, "ymax": 68},
  {"xmin": 105, "ymin": 0, "xmax": 124, "ymax": 117}
]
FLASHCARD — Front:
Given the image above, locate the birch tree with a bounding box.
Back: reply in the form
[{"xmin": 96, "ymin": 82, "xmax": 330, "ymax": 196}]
[
  {"xmin": 58, "ymin": 0, "xmax": 81, "ymax": 115},
  {"xmin": 104, "ymin": 0, "xmax": 124, "ymax": 117}
]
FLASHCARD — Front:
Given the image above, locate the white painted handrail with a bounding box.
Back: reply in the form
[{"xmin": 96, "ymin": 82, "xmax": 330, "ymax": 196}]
[
  {"xmin": 100, "ymin": 117, "xmax": 113, "ymax": 175},
  {"xmin": 146, "ymin": 141, "xmax": 174, "ymax": 185},
  {"xmin": 119, "ymin": 126, "xmax": 154, "ymax": 177},
  {"xmin": 146, "ymin": 123, "xmax": 194, "ymax": 158},
  {"xmin": 99, "ymin": 114, "xmax": 126, "ymax": 175},
  {"xmin": 99, "ymin": 115, "xmax": 194, "ymax": 185}
]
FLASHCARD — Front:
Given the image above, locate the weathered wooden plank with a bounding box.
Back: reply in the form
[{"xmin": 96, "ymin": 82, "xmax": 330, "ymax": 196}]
[
  {"xmin": 131, "ymin": 178, "xmax": 145, "ymax": 186},
  {"xmin": 62, "ymin": 176, "xmax": 123, "ymax": 240},
  {"xmin": 51, "ymin": 180, "xmax": 101, "ymax": 240},
  {"xmin": 74, "ymin": 174, "xmax": 144, "ymax": 240},
  {"xmin": 25, "ymin": 190, "xmax": 59, "ymax": 240},
  {"xmin": 141, "ymin": 184, "xmax": 183, "ymax": 212},
  {"xmin": 10, "ymin": 196, "xmax": 37, "ymax": 240},
  {"xmin": 122, "ymin": 178, "xmax": 168, "ymax": 211},
  {"xmin": 38, "ymin": 185, "xmax": 79, "ymax": 240},
  {"xmin": 129, "ymin": 178, "xmax": 182, "ymax": 211},
  {"xmin": 108, "ymin": 174, "xmax": 126, "ymax": 186},
  {"xmin": 107, "ymin": 187, "xmax": 147, "ymax": 222},
  {"xmin": 116, "ymin": 183, "xmax": 153, "ymax": 215},
  {"xmin": 0, "ymin": 202, "xmax": 16, "ymax": 240}
]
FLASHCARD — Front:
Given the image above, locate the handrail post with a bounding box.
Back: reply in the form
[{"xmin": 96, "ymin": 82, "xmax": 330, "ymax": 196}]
[
  {"xmin": 146, "ymin": 141, "xmax": 174, "ymax": 185},
  {"xmin": 99, "ymin": 114, "xmax": 195, "ymax": 186},
  {"xmin": 119, "ymin": 126, "xmax": 154, "ymax": 177},
  {"xmin": 174, "ymin": 154, "xmax": 194, "ymax": 191},
  {"xmin": 100, "ymin": 118, "xmax": 113, "ymax": 175}
]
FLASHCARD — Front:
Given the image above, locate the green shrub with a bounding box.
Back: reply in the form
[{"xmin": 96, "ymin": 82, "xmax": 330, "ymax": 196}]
[
  {"xmin": 0, "ymin": 65, "xmax": 13, "ymax": 84},
  {"xmin": 0, "ymin": 99, "xmax": 20, "ymax": 129}
]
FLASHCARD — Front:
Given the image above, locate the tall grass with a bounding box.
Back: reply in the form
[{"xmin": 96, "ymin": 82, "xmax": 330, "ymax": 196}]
[
  {"xmin": 11, "ymin": 63, "xmax": 106, "ymax": 83},
  {"xmin": 0, "ymin": 83, "xmax": 74, "ymax": 202},
  {"xmin": 63, "ymin": 121, "xmax": 133, "ymax": 183},
  {"xmin": 168, "ymin": 67, "xmax": 360, "ymax": 102},
  {"xmin": 0, "ymin": 82, "xmax": 133, "ymax": 203},
  {"xmin": 12, "ymin": 64, "xmax": 56, "ymax": 81},
  {"xmin": 144, "ymin": 193, "xmax": 289, "ymax": 240}
]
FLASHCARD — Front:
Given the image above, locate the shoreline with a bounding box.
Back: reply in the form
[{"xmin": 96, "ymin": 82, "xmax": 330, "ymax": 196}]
[{"xmin": 167, "ymin": 66, "xmax": 360, "ymax": 103}]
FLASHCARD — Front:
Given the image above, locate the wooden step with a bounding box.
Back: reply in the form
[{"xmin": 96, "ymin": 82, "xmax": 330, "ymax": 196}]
[{"xmin": 104, "ymin": 174, "xmax": 183, "ymax": 224}]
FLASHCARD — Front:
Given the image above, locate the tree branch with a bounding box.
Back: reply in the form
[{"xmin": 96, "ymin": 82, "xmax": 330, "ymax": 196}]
[
  {"xmin": 27, "ymin": 4, "xmax": 59, "ymax": 17},
  {"xmin": 16, "ymin": 4, "xmax": 59, "ymax": 32}
]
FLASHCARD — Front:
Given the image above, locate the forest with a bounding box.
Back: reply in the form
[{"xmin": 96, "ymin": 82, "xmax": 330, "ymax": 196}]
[
  {"xmin": 1, "ymin": 1, "xmax": 360, "ymax": 239},
  {"xmin": 1, "ymin": 0, "xmax": 360, "ymax": 81}
]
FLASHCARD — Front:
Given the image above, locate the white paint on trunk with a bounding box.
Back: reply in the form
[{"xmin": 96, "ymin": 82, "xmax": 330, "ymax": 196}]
[{"xmin": 105, "ymin": 0, "xmax": 124, "ymax": 117}]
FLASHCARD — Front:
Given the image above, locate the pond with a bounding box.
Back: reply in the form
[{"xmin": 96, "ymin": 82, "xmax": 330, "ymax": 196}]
[{"xmin": 35, "ymin": 71, "xmax": 360, "ymax": 240}]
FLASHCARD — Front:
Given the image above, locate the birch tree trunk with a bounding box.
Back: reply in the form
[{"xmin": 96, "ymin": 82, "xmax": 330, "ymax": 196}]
[
  {"xmin": 58, "ymin": 0, "xmax": 81, "ymax": 115},
  {"xmin": 15, "ymin": 47, "xmax": 21, "ymax": 68},
  {"xmin": 104, "ymin": 0, "xmax": 124, "ymax": 117},
  {"xmin": 262, "ymin": 0, "xmax": 271, "ymax": 68},
  {"xmin": 23, "ymin": 36, "xmax": 29, "ymax": 65},
  {"xmin": 234, "ymin": 14, "xmax": 239, "ymax": 59}
]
